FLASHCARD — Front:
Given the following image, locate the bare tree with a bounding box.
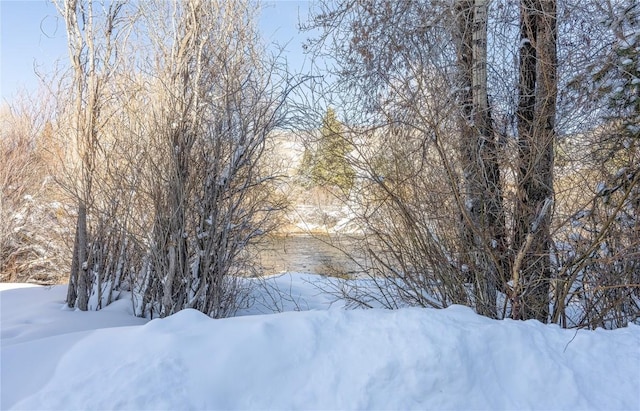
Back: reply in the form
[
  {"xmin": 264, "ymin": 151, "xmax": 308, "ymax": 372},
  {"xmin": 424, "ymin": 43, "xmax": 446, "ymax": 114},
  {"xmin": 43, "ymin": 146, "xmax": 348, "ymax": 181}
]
[
  {"xmin": 137, "ymin": 0, "xmax": 291, "ymax": 318},
  {"xmin": 455, "ymin": 0, "xmax": 507, "ymax": 318},
  {"xmin": 50, "ymin": 0, "xmax": 291, "ymax": 318},
  {"xmin": 55, "ymin": 0, "xmax": 132, "ymax": 310},
  {"xmin": 305, "ymin": 0, "xmax": 508, "ymax": 316},
  {"xmin": 510, "ymin": 0, "xmax": 557, "ymax": 321},
  {"xmin": 304, "ymin": 0, "xmax": 563, "ymax": 322}
]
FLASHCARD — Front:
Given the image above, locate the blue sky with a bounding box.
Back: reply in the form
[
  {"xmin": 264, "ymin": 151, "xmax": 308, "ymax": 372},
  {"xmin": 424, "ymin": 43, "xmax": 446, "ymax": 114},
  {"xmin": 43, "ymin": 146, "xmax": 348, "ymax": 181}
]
[{"xmin": 0, "ymin": 0, "xmax": 314, "ymax": 103}]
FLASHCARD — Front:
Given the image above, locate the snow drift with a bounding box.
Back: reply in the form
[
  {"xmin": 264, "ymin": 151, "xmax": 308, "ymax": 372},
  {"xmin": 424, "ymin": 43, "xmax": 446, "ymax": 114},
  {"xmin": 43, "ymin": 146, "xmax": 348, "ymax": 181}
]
[{"xmin": 1, "ymin": 275, "xmax": 639, "ymax": 410}]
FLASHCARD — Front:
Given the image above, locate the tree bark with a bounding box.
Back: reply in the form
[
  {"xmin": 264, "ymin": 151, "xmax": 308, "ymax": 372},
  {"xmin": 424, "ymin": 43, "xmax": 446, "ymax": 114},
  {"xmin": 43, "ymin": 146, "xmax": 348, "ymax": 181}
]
[
  {"xmin": 456, "ymin": 0, "xmax": 507, "ymax": 318},
  {"xmin": 75, "ymin": 201, "xmax": 90, "ymax": 311},
  {"xmin": 58, "ymin": 0, "xmax": 126, "ymax": 311},
  {"xmin": 513, "ymin": 0, "xmax": 557, "ymax": 321}
]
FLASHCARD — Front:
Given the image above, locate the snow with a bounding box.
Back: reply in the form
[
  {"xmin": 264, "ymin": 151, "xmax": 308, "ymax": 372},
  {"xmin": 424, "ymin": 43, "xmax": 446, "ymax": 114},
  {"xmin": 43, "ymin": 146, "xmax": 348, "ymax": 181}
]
[{"xmin": 2, "ymin": 275, "xmax": 640, "ymax": 410}]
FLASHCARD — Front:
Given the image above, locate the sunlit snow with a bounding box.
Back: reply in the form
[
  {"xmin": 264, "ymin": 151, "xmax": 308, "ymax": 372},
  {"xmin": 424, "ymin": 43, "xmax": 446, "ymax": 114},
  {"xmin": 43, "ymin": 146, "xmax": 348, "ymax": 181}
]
[{"xmin": 1, "ymin": 274, "xmax": 639, "ymax": 410}]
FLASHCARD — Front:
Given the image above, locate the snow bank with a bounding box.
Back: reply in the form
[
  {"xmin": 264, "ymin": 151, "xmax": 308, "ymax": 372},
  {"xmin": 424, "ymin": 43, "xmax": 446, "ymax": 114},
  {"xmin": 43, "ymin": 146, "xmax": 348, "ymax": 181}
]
[
  {"xmin": 0, "ymin": 283, "xmax": 40, "ymax": 292},
  {"xmin": 1, "ymin": 285, "xmax": 146, "ymax": 345},
  {"xmin": 2, "ymin": 277, "xmax": 639, "ymax": 410}
]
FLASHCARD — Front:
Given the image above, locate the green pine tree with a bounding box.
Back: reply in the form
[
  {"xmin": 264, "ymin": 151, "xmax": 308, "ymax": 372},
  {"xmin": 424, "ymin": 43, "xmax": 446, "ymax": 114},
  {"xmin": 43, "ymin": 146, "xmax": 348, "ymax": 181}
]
[
  {"xmin": 310, "ymin": 107, "xmax": 355, "ymax": 192},
  {"xmin": 297, "ymin": 146, "xmax": 315, "ymax": 187}
]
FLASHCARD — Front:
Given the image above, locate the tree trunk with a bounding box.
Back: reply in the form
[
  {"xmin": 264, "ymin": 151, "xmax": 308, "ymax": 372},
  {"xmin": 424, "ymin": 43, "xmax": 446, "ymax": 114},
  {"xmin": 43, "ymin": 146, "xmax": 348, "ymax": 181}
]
[
  {"xmin": 513, "ymin": 0, "xmax": 557, "ymax": 322},
  {"xmin": 66, "ymin": 216, "xmax": 80, "ymax": 308},
  {"xmin": 456, "ymin": 0, "xmax": 506, "ymax": 318},
  {"xmin": 75, "ymin": 201, "xmax": 90, "ymax": 311},
  {"xmin": 58, "ymin": 0, "xmax": 127, "ymax": 312}
]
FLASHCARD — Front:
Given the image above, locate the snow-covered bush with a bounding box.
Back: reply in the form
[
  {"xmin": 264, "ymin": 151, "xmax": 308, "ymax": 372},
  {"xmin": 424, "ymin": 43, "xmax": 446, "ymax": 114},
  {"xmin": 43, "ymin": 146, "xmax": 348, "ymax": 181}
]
[{"xmin": 0, "ymin": 102, "xmax": 68, "ymax": 285}]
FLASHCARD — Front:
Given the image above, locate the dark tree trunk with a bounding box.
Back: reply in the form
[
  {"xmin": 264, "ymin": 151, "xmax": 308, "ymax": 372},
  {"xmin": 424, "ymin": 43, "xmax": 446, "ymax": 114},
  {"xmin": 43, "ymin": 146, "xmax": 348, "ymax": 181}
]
[
  {"xmin": 75, "ymin": 201, "xmax": 90, "ymax": 311},
  {"xmin": 513, "ymin": 0, "xmax": 557, "ymax": 322}
]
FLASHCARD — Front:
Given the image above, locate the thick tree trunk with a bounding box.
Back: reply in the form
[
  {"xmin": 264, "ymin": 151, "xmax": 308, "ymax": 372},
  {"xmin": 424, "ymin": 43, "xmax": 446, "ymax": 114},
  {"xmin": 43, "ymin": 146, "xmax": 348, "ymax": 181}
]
[
  {"xmin": 456, "ymin": 0, "xmax": 507, "ymax": 318},
  {"xmin": 62, "ymin": 0, "xmax": 93, "ymax": 311},
  {"xmin": 513, "ymin": 0, "xmax": 557, "ymax": 322},
  {"xmin": 75, "ymin": 201, "xmax": 90, "ymax": 311},
  {"xmin": 60, "ymin": 0, "xmax": 106, "ymax": 312}
]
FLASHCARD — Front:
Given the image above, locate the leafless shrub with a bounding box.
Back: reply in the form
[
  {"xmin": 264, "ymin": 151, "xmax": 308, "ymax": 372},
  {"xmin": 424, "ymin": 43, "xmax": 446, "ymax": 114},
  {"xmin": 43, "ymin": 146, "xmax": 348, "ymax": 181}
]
[
  {"xmin": 133, "ymin": 0, "xmax": 292, "ymax": 318},
  {"xmin": 0, "ymin": 98, "xmax": 67, "ymax": 284},
  {"xmin": 552, "ymin": 127, "xmax": 640, "ymax": 329}
]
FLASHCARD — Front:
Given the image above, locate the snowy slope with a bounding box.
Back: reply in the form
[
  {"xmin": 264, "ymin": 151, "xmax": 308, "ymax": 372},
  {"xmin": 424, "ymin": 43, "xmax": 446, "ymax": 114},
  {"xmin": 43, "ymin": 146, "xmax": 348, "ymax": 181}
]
[{"xmin": 1, "ymin": 275, "xmax": 639, "ymax": 410}]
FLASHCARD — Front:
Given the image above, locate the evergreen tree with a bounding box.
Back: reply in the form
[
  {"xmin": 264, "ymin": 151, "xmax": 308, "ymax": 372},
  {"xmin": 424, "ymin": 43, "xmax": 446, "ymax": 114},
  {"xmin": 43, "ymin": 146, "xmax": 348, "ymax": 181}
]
[
  {"xmin": 310, "ymin": 107, "xmax": 355, "ymax": 192},
  {"xmin": 297, "ymin": 145, "xmax": 315, "ymax": 187}
]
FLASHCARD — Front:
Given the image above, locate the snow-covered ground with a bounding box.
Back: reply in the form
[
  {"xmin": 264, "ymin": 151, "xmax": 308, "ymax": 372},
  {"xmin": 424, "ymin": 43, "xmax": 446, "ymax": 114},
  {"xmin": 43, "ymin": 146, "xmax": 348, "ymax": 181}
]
[{"xmin": 1, "ymin": 274, "xmax": 639, "ymax": 410}]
